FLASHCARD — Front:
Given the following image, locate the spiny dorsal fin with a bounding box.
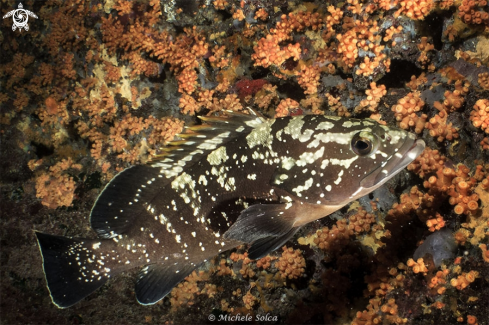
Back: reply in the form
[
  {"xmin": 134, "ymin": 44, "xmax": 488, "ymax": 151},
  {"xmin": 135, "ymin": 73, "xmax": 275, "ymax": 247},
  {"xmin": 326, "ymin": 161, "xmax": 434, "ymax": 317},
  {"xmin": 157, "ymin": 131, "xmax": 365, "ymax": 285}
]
[{"xmin": 148, "ymin": 109, "xmax": 265, "ymax": 178}]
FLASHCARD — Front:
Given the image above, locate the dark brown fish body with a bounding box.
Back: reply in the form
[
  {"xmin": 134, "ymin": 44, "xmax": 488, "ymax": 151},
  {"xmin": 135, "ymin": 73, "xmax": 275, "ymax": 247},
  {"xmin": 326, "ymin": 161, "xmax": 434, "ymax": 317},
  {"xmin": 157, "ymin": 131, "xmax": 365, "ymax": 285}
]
[{"xmin": 36, "ymin": 111, "xmax": 425, "ymax": 307}]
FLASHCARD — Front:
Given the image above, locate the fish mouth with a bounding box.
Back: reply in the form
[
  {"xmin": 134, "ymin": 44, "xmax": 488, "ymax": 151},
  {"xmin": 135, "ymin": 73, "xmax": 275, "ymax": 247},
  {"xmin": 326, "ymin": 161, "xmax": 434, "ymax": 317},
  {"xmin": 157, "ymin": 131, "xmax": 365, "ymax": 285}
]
[{"xmin": 360, "ymin": 136, "xmax": 426, "ymax": 189}]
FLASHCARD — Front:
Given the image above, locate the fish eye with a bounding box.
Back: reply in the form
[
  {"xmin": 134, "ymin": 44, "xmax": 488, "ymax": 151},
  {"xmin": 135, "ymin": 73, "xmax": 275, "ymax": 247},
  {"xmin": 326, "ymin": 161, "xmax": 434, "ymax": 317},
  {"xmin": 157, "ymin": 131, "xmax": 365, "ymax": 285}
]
[{"xmin": 351, "ymin": 133, "xmax": 374, "ymax": 156}]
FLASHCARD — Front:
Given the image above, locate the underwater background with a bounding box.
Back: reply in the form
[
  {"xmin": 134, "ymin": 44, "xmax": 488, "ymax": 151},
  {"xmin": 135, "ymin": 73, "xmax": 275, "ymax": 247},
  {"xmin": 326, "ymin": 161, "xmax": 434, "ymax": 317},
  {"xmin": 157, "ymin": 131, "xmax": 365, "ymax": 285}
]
[{"xmin": 0, "ymin": 0, "xmax": 488, "ymax": 324}]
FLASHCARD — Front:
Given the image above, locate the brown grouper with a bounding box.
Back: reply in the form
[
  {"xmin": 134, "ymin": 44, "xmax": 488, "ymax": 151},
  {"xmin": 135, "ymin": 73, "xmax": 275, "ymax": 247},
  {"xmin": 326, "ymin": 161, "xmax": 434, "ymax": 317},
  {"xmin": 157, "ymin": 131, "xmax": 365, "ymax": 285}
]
[{"xmin": 35, "ymin": 110, "xmax": 425, "ymax": 307}]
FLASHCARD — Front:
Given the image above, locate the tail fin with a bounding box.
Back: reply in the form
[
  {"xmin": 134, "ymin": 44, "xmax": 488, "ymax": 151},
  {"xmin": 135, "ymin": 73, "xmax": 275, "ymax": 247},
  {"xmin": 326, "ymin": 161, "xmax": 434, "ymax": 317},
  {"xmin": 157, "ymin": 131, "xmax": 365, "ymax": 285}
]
[{"xmin": 35, "ymin": 232, "xmax": 110, "ymax": 308}]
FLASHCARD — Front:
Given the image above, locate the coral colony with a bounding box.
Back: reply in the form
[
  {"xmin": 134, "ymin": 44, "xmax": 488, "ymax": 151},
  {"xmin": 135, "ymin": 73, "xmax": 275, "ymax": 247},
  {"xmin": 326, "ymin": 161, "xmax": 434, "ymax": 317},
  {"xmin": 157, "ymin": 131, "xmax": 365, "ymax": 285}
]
[{"xmin": 0, "ymin": 0, "xmax": 488, "ymax": 324}]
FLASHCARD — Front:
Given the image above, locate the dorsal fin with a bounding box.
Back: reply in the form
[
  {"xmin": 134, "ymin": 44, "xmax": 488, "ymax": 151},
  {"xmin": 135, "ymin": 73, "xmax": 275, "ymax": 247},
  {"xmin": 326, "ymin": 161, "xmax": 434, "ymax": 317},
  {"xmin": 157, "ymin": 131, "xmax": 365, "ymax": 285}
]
[
  {"xmin": 149, "ymin": 109, "xmax": 265, "ymax": 178},
  {"xmin": 90, "ymin": 165, "xmax": 164, "ymax": 238}
]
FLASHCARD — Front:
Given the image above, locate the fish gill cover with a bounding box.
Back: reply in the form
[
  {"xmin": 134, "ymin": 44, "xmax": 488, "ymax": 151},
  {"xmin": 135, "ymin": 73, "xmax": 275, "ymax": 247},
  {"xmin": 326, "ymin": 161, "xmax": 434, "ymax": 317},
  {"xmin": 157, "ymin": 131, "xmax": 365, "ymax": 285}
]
[{"xmin": 0, "ymin": 0, "xmax": 488, "ymax": 324}]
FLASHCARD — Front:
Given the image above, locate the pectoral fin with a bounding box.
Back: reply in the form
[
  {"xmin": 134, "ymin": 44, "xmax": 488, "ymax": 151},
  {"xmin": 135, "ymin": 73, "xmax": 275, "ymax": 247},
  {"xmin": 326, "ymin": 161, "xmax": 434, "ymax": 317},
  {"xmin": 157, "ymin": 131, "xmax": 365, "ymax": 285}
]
[
  {"xmin": 223, "ymin": 201, "xmax": 345, "ymax": 256},
  {"xmin": 247, "ymin": 227, "xmax": 300, "ymax": 260},
  {"xmin": 223, "ymin": 203, "xmax": 296, "ymax": 243},
  {"xmin": 224, "ymin": 200, "xmax": 342, "ymax": 241}
]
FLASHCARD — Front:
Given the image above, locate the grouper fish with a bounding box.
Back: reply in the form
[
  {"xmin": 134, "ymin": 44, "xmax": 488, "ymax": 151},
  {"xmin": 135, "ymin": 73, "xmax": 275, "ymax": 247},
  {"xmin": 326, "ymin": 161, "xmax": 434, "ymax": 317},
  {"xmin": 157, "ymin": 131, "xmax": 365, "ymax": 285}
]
[{"xmin": 35, "ymin": 110, "xmax": 425, "ymax": 308}]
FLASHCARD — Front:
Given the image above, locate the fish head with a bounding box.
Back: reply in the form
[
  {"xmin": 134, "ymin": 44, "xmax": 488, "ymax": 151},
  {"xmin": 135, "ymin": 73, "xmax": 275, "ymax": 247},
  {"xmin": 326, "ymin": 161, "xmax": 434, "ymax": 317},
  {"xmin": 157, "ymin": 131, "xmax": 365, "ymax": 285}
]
[
  {"xmin": 344, "ymin": 122, "xmax": 425, "ymax": 202},
  {"xmin": 272, "ymin": 116, "xmax": 425, "ymax": 206}
]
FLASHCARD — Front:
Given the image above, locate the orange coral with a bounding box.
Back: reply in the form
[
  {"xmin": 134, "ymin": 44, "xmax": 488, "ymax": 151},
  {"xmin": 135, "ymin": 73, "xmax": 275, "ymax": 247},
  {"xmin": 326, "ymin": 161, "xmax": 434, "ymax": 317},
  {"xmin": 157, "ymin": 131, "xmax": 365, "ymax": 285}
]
[
  {"xmin": 355, "ymin": 264, "xmax": 411, "ymax": 325},
  {"xmin": 201, "ymin": 94, "xmax": 243, "ymax": 114},
  {"xmin": 481, "ymin": 137, "xmax": 489, "ymax": 150},
  {"xmin": 242, "ymin": 290, "xmax": 258, "ymax": 309},
  {"xmin": 179, "ymin": 94, "xmax": 200, "ymax": 116},
  {"xmin": 415, "ymin": 161, "xmax": 480, "ymax": 215},
  {"xmin": 314, "ymin": 219, "xmax": 353, "ymax": 252},
  {"xmin": 479, "ymin": 244, "xmax": 489, "ymax": 262},
  {"xmin": 239, "ymin": 256, "xmax": 255, "ymax": 278},
  {"xmin": 352, "ymin": 309, "xmax": 382, "ymax": 325},
  {"xmin": 336, "ymin": 19, "xmax": 389, "ymax": 76},
  {"xmin": 232, "ymin": 9, "xmax": 245, "ymax": 21},
  {"xmin": 406, "ymin": 257, "xmax": 429, "ymax": 274},
  {"xmin": 470, "ymin": 99, "xmax": 489, "ymax": 134},
  {"xmin": 297, "ymin": 65, "xmax": 320, "ymax": 95},
  {"xmin": 325, "ymin": 93, "xmax": 351, "ymax": 117},
  {"xmin": 301, "ymin": 95, "xmax": 324, "ymax": 115},
  {"xmin": 380, "ymin": 299, "xmax": 402, "ymax": 322},
  {"xmin": 39, "ymin": 96, "xmax": 69, "ymax": 127},
  {"xmin": 325, "ymin": 5, "xmax": 343, "ymax": 31},
  {"xmin": 255, "ymin": 84, "xmax": 279, "ymax": 109},
  {"xmin": 254, "ymin": 8, "xmax": 268, "ymax": 21},
  {"xmin": 374, "ymin": 0, "xmax": 400, "ymax": 10},
  {"xmin": 252, "ymin": 12, "xmax": 323, "ymax": 69},
  {"xmin": 276, "ymin": 246, "xmax": 306, "ymax": 280},
  {"xmin": 434, "ymin": 81, "xmax": 470, "ymax": 113},
  {"xmin": 170, "ymin": 270, "xmax": 209, "ymax": 310},
  {"xmin": 2, "ymin": 52, "xmax": 35, "ymax": 88},
  {"xmin": 448, "ymin": 178, "xmax": 479, "ymax": 215},
  {"xmin": 406, "ymin": 73, "xmax": 427, "ymax": 91},
  {"xmin": 356, "ymin": 82, "xmax": 387, "ymax": 113},
  {"xmin": 35, "ymin": 158, "xmax": 82, "ymax": 209},
  {"xmin": 458, "ymin": 0, "xmax": 489, "ymax": 25},
  {"xmin": 108, "ymin": 114, "xmax": 182, "ymax": 163},
  {"xmin": 450, "ymin": 271, "xmax": 479, "ymax": 290},
  {"xmin": 103, "ymin": 61, "xmax": 122, "ymax": 83},
  {"xmin": 425, "ymin": 110, "xmax": 459, "ymax": 142},
  {"xmin": 252, "ymin": 35, "xmax": 301, "ymax": 69},
  {"xmin": 426, "ymin": 215, "xmax": 446, "ymax": 232},
  {"xmin": 275, "ymin": 98, "xmax": 299, "ymax": 118},
  {"xmin": 256, "ymin": 256, "xmax": 275, "ymax": 269},
  {"xmin": 208, "ymin": 45, "xmax": 231, "ymax": 69},
  {"xmin": 428, "ymin": 269, "xmax": 450, "ymax": 295},
  {"xmin": 216, "ymin": 259, "xmax": 233, "ymax": 276},
  {"xmin": 438, "ymin": 0, "xmax": 454, "ymax": 9},
  {"xmin": 213, "ymin": 0, "xmax": 228, "ymax": 10},
  {"xmin": 392, "ymin": 91, "xmax": 427, "ymax": 133},
  {"xmin": 383, "ymin": 25, "xmax": 403, "ymax": 44},
  {"xmin": 348, "ymin": 207, "xmax": 377, "ymax": 234},
  {"xmin": 467, "ymin": 315, "xmax": 478, "ymax": 325},
  {"xmin": 417, "ymin": 37, "xmax": 435, "ymax": 68},
  {"xmin": 395, "ymin": 0, "xmax": 435, "ymax": 20},
  {"xmin": 407, "ymin": 147, "xmax": 447, "ymax": 178},
  {"xmin": 478, "ymin": 72, "xmax": 489, "ymax": 90},
  {"xmin": 387, "ymin": 185, "xmax": 437, "ymax": 223},
  {"xmin": 113, "ymin": 0, "xmax": 133, "ymax": 15}
]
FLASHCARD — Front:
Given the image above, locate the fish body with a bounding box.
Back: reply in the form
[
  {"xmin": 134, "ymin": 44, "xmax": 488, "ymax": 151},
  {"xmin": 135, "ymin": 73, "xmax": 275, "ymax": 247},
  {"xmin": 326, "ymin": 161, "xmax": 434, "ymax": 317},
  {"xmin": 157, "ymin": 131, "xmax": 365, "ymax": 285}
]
[{"xmin": 36, "ymin": 111, "xmax": 425, "ymax": 307}]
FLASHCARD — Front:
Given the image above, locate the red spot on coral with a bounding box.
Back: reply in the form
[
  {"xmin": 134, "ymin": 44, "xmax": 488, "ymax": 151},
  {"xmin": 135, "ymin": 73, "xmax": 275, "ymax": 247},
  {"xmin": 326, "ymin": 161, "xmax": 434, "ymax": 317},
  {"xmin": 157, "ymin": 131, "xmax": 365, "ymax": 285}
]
[
  {"xmin": 289, "ymin": 108, "xmax": 303, "ymax": 116},
  {"xmin": 235, "ymin": 78, "xmax": 268, "ymax": 98},
  {"xmin": 45, "ymin": 97, "xmax": 58, "ymax": 115}
]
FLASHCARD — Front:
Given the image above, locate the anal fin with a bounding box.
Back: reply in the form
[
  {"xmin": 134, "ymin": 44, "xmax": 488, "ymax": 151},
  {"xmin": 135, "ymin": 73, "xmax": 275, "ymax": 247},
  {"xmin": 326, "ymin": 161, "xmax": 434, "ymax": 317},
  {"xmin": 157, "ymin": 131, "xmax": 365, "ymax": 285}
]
[{"xmin": 136, "ymin": 262, "xmax": 199, "ymax": 305}]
